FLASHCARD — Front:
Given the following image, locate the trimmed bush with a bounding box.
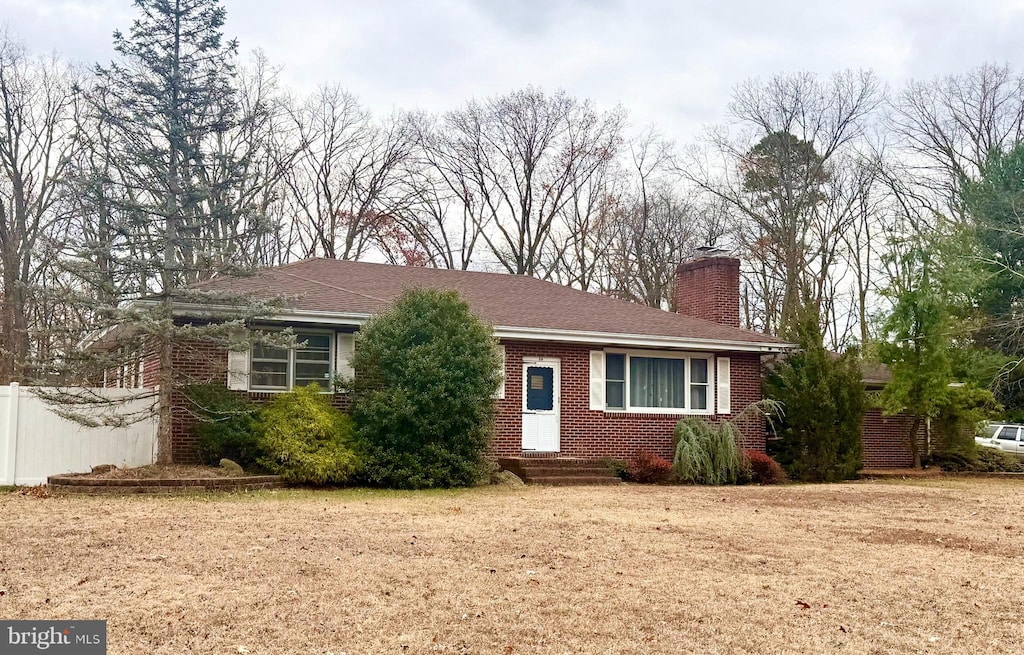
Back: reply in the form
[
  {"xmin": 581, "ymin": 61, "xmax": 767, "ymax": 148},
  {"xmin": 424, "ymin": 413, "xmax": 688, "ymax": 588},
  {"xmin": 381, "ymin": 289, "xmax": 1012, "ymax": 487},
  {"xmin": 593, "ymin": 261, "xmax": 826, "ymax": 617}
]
[
  {"xmin": 351, "ymin": 288, "xmax": 502, "ymax": 489},
  {"xmin": 972, "ymin": 447, "xmax": 1024, "ymax": 473},
  {"xmin": 926, "ymin": 451, "xmax": 976, "ymax": 472},
  {"xmin": 625, "ymin": 451, "xmax": 672, "ymax": 484},
  {"xmin": 601, "ymin": 458, "xmax": 629, "ymax": 481},
  {"xmin": 744, "ymin": 449, "xmax": 787, "ymax": 484},
  {"xmin": 185, "ymin": 384, "xmax": 261, "ymax": 468},
  {"xmin": 255, "ymin": 384, "xmax": 359, "ymax": 485},
  {"xmin": 672, "ymin": 417, "xmax": 747, "ymax": 485},
  {"xmin": 931, "ymin": 385, "xmax": 1000, "ymax": 462}
]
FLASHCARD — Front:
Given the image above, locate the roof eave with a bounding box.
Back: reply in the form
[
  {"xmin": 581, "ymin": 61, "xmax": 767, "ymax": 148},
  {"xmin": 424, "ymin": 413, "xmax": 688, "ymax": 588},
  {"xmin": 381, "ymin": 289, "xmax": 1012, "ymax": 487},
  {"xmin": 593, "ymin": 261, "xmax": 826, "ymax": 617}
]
[
  {"xmin": 249, "ymin": 310, "xmax": 793, "ymax": 353},
  {"xmin": 492, "ymin": 326, "xmax": 792, "ymax": 353},
  {"xmin": 132, "ymin": 304, "xmax": 793, "ymax": 354}
]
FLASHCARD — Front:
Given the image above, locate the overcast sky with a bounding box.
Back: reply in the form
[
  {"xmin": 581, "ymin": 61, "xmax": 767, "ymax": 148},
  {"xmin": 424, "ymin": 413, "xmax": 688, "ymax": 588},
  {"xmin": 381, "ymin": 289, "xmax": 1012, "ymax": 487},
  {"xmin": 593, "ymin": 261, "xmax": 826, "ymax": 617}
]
[{"xmin": 3, "ymin": 0, "xmax": 1024, "ymax": 143}]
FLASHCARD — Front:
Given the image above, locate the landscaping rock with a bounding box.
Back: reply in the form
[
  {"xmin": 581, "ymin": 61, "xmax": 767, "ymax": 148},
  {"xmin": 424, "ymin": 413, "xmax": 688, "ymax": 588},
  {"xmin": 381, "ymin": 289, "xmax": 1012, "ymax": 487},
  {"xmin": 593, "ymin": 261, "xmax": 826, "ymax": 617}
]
[
  {"xmin": 91, "ymin": 464, "xmax": 117, "ymax": 474},
  {"xmin": 219, "ymin": 459, "xmax": 245, "ymax": 476},
  {"xmin": 490, "ymin": 470, "xmax": 524, "ymax": 487}
]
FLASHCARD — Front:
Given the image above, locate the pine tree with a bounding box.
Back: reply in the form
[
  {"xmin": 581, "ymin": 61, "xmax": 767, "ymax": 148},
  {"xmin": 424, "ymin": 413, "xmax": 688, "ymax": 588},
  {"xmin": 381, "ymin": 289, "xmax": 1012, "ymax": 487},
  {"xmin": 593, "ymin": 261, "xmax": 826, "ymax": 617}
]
[{"xmin": 57, "ymin": 0, "xmax": 283, "ymax": 462}]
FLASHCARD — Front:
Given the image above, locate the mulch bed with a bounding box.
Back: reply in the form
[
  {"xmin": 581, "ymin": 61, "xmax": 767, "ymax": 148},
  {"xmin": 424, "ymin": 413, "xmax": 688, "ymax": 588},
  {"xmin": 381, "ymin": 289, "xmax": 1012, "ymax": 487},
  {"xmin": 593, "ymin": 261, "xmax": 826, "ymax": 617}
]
[
  {"xmin": 47, "ymin": 464, "xmax": 283, "ymax": 494},
  {"xmin": 64, "ymin": 464, "xmax": 234, "ymax": 480}
]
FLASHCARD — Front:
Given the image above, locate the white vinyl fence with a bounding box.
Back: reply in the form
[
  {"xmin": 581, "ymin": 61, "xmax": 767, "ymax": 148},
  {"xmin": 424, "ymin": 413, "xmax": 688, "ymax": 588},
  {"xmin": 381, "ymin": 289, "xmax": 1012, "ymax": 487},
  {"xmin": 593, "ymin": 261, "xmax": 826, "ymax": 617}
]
[{"xmin": 1, "ymin": 383, "xmax": 159, "ymax": 486}]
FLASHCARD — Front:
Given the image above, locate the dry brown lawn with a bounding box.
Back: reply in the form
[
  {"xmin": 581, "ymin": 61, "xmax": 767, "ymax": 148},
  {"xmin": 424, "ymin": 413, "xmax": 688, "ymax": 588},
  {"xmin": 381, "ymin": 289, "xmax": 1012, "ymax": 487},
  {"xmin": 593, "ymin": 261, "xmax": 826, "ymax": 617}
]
[{"xmin": 1, "ymin": 479, "xmax": 1022, "ymax": 654}]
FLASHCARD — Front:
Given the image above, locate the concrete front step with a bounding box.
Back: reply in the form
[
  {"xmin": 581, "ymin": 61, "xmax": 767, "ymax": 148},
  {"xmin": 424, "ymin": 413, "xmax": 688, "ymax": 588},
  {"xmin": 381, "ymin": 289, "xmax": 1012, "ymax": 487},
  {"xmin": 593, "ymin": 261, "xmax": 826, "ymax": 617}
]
[
  {"xmin": 498, "ymin": 457, "xmax": 611, "ymax": 469},
  {"xmin": 511, "ymin": 466, "xmax": 612, "ymax": 477},
  {"xmin": 525, "ymin": 475, "xmax": 622, "ymax": 486},
  {"xmin": 496, "ymin": 457, "xmax": 621, "ymax": 485}
]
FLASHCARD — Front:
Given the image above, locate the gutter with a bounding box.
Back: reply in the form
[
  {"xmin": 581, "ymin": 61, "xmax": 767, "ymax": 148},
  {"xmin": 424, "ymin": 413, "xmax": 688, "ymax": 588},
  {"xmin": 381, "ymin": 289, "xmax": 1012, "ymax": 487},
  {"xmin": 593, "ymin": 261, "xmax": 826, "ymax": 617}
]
[{"xmin": 84, "ymin": 302, "xmax": 794, "ymax": 354}]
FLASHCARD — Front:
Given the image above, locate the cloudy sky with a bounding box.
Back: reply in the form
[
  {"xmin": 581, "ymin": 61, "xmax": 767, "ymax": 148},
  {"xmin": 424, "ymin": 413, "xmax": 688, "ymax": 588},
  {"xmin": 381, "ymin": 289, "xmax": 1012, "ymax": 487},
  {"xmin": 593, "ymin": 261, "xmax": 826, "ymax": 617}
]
[{"xmin": 3, "ymin": 0, "xmax": 1024, "ymax": 142}]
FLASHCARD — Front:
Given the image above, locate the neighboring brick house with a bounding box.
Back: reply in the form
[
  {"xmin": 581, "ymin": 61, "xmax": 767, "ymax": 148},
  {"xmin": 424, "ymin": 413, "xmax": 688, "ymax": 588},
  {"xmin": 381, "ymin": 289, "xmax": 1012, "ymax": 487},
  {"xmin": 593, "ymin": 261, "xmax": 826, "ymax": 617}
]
[
  {"xmin": 859, "ymin": 362, "xmax": 926, "ymax": 469},
  {"xmin": 107, "ymin": 252, "xmax": 794, "ymax": 463}
]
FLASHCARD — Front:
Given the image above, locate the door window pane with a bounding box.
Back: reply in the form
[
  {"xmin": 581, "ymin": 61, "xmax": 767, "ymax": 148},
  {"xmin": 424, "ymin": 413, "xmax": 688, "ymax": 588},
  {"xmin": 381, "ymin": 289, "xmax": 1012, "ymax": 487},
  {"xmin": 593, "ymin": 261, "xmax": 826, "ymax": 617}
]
[{"xmin": 526, "ymin": 366, "xmax": 554, "ymax": 411}]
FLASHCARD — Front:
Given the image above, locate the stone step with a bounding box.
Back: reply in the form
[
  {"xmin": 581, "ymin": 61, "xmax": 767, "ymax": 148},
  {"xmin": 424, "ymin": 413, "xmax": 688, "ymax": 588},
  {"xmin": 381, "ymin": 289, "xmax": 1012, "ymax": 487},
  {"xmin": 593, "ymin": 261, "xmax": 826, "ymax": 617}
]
[
  {"xmin": 498, "ymin": 457, "xmax": 608, "ymax": 469},
  {"xmin": 514, "ymin": 466, "xmax": 613, "ymax": 477},
  {"xmin": 523, "ymin": 475, "xmax": 622, "ymax": 486}
]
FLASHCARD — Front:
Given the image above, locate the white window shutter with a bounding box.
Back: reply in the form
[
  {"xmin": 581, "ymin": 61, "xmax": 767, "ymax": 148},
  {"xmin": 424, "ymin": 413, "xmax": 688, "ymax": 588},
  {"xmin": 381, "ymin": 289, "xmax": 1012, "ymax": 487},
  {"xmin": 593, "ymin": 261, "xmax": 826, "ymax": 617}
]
[
  {"xmin": 716, "ymin": 357, "xmax": 731, "ymax": 415},
  {"xmin": 589, "ymin": 350, "xmax": 606, "ymax": 410},
  {"xmin": 495, "ymin": 345, "xmax": 506, "ymax": 399},
  {"xmin": 227, "ymin": 349, "xmax": 250, "ymax": 391},
  {"xmin": 335, "ymin": 333, "xmax": 355, "ymax": 381}
]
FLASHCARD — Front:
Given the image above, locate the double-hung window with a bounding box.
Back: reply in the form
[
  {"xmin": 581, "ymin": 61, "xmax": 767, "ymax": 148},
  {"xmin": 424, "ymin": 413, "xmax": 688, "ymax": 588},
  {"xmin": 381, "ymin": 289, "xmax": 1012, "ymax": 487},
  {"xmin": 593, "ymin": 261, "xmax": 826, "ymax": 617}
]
[
  {"xmin": 599, "ymin": 351, "xmax": 714, "ymax": 413},
  {"xmin": 250, "ymin": 331, "xmax": 334, "ymax": 391}
]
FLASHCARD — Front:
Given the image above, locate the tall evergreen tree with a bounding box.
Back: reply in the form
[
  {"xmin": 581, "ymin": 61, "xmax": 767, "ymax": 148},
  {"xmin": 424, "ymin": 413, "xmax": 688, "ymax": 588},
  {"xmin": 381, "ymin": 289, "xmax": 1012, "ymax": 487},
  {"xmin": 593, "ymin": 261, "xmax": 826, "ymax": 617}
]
[
  {"xmin": 962, "ymin": 144, "xmax": 1024, "ymax": 416},
  {"xmin": 59, "ymin": 0, "xmax": 282, "ymax": 462},
  {"xmin": 764, "ymin": 304, "xmax": 865, "ymax": 481}
]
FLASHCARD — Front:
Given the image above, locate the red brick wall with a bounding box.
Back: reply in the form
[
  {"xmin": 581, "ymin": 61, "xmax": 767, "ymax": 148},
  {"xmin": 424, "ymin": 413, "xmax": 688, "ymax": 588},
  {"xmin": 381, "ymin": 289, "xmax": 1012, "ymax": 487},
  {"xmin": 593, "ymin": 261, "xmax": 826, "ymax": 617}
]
[
  {"xmin": 167, "ymin": 339, "xmax": 353, "ymax": 463},
  {"xmin": 142, "ymin": 348, "xmax": 160, "ymax": 388},
  {"xmin": 675, "ymin": 257, "xmax": 741, "ymax": 328},
  {"xmin": 493, "ymin": 340, "xmax": 765, "ymax": 460},
  {"xmin": 861, "ymin": 406, "xmax": 925, "ymax": 469},
  {"xmin": 165, "ymin": 338, "xmax": 765, "ymax": 463}
]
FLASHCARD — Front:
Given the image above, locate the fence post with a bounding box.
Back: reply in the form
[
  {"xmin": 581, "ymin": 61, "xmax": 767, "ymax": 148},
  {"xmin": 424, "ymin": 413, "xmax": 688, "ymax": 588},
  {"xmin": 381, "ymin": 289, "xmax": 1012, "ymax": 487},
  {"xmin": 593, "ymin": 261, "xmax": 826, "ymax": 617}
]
[{"xmin": 2, "ymin": 383, "xmax": 19, "ymax": 485}]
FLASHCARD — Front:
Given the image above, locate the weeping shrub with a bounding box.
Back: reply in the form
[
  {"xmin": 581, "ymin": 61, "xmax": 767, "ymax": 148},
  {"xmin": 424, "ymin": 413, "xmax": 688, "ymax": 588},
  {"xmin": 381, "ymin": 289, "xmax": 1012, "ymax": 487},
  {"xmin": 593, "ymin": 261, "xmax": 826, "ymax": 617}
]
[{"xmin": 672, "ymin": 417, "xmax": 748, "ymax": 485}]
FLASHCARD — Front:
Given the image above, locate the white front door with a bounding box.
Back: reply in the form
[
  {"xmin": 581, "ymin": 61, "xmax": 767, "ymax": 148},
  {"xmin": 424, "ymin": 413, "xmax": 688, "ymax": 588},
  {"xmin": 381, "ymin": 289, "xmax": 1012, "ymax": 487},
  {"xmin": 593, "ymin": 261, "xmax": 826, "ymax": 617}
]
[{"xmin": 522, "ymin": 360, "xmax": 560, "ymax": 452}]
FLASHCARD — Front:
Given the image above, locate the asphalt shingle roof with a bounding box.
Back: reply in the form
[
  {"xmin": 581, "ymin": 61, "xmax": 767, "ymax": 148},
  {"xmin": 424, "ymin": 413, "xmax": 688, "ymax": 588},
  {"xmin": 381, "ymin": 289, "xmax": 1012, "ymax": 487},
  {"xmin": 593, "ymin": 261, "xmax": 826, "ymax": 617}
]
[{"xmin": 192, "ymin": 258, "xmax": 785, "ymax": 346}]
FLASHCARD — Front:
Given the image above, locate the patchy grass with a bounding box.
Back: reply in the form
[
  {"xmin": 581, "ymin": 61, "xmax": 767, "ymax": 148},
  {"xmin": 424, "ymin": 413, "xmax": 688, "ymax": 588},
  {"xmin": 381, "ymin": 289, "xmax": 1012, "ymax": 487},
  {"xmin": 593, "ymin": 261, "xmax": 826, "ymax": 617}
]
[{"xmin": 1, "ymin": 479, "xmax": 1022, "ymax": 654}]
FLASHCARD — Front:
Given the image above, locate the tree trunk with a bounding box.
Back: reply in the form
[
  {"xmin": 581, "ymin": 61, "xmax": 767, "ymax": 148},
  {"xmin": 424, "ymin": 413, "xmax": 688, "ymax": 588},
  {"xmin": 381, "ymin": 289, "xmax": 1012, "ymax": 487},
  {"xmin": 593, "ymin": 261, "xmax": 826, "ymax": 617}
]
[
  {"xmin": 908, "ymin": 414, "xmax": 923, "ymax": 469},
  {"xmin": 156, "ymin": 332, "xmax": 174, "ymax": 464},
  {"xmin": 0, "ymin": 259, "xmax": 27, "ymax": 383}
]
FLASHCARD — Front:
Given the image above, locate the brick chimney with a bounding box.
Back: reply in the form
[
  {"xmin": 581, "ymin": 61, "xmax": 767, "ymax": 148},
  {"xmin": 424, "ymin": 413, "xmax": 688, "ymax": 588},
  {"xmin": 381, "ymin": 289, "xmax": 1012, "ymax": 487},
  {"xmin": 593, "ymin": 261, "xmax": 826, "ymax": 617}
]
[{"xmin": 674, "ymin": 248, "xmax": 740, "ymax": 328}]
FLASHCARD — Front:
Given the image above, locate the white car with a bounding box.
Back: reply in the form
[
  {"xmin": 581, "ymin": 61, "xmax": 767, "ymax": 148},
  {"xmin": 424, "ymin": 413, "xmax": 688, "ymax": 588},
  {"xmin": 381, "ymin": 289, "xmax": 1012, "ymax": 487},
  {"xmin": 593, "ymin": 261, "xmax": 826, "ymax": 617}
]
[{"xmin": 976, "ymin": 424, "xmax": 1024, "ymax": 455}]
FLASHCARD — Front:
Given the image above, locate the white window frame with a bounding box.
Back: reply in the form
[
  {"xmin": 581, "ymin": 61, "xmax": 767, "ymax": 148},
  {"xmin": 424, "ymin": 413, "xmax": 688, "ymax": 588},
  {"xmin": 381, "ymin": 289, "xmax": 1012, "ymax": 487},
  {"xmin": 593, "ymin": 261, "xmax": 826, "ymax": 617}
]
[
  {"xmin": 603, "ymin": 349, "xmax": 715, "ymax": 415},
  {"xmin": 249, "ymin": 328, "xmax": 336, "ymax": 393}
]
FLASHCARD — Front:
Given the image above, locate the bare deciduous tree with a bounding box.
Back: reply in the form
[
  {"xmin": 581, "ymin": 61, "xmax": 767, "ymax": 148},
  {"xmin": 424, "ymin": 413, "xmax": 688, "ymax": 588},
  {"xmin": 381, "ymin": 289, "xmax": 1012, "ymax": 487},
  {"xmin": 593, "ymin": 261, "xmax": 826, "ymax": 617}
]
[
  {"xmin": 682, "ymin": 70, "xmax": 882, "ymax": 334},
  {"xmin": 423, "ymin": 88, "xmax": 624, "ymax": 277},
  {"xmin": 286, "ymin": 85, "xmax": 416, "ymax": 261},
  {"xmin": 890, "ymin": 63, "xmax": 1024, "ymax": 214},
  {"xmin": 0, "ymin": 34, "xmax": 78, "ymax": 382}
]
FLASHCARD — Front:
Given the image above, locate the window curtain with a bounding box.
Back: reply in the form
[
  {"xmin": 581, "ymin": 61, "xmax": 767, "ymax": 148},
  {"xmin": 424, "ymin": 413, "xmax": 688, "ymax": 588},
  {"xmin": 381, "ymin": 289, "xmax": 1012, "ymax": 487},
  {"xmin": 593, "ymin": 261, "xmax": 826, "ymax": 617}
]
[{"xmin": 629, "ymin": 357, "xmax": 685, "ymax": 408}]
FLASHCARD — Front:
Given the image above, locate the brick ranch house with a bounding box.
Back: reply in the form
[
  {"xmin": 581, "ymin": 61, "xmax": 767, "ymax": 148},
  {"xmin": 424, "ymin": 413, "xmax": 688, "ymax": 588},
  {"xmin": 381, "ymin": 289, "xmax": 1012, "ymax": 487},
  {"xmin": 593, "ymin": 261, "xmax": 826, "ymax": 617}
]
[{"xmin": 101, "ymin": 254, "xmax": 920, "ymax": 469}]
